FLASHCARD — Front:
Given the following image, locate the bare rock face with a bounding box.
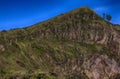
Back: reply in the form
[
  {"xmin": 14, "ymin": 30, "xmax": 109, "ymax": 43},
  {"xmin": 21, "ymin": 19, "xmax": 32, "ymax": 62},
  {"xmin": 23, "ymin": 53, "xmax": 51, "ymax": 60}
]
[
  {"xmin": 83, "ymin": 54, "xmax": 120, "ymax": 79},
  {"xmin": 0, "ymin": 44, "xmax": 5, "ymax": 51}
]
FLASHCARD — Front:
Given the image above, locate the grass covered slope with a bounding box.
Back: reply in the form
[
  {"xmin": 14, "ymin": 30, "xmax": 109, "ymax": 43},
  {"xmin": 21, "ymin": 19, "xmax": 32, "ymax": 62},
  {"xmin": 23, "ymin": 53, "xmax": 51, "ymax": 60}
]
[{"xmin": 0, "ymin": 7, "xmax": 120, "ymax": 79}]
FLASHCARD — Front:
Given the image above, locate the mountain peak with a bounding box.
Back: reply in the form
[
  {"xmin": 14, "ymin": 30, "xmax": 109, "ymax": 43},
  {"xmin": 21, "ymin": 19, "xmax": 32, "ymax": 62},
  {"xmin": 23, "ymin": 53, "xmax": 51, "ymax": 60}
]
[
  {"xmin": 69, "ymin": 6, "xmax": 102, "ymax": 20},
  {"xmin": 51, "ymin": 6, "xmax": 103, "ymax": 23},
  {"xmin": 77, "ymin": 6, "xmax": 93, "ymax": 11}
]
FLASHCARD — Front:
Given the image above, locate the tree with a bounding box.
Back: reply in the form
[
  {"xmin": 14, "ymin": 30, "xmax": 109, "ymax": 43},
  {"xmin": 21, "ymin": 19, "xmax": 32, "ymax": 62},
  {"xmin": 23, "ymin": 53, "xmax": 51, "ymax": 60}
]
[
  {"xmin": 103, "ymin": 13, "xmax": 112, "ymax": 22},
  {"xmin": 106, "ymin": 14, "xmax": 112, "ymax": 21}
]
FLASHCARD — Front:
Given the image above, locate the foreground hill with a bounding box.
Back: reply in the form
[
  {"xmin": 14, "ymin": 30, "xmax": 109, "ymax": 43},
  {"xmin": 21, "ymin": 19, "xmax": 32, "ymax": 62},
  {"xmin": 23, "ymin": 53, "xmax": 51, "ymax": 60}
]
[{"xmin": 0, "ymin": 7, "xmax": 120, "ymax": 79}]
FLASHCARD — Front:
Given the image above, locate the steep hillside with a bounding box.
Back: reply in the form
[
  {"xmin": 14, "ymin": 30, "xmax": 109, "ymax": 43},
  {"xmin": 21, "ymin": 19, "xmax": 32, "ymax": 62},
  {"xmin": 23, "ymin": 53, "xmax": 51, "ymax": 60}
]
[{"xmin": 0, "ymin": 7, "xmax": 120, "ymax": 79}]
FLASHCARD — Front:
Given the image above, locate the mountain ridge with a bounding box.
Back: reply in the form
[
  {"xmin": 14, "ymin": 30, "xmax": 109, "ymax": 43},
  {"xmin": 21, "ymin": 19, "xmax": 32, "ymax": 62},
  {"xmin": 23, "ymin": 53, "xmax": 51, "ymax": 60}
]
[{"xmin": 0, "ymin": 7, "xmax": 120, "ymax": 79}]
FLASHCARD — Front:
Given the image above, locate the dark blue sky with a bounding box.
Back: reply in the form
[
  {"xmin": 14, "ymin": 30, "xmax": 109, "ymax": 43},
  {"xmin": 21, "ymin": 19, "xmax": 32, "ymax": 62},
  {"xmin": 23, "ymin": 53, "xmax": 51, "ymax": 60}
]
[{"xmin": 0, "ymin": 0, "xmax": 120, "ymax": 30}]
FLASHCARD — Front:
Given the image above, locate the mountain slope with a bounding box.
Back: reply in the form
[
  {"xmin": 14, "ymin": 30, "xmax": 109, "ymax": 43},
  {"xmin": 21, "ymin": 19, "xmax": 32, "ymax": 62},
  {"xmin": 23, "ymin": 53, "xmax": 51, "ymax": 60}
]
[{"xmin": 0, "ymin": 7, "xmax": 120, "ymax": 79}]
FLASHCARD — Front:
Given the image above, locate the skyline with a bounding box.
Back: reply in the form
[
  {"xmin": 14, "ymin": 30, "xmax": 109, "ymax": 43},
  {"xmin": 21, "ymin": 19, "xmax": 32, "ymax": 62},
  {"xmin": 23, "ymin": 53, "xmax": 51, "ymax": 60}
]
[{"xmin": 0, "ymin": 0, "xmax": 120, "ymax": 30}]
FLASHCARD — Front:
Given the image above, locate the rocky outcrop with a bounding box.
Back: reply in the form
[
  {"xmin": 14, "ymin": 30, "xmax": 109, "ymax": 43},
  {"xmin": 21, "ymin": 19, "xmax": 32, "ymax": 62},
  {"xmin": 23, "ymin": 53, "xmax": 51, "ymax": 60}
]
[
  {"xmin": 0, "ymin": 44, "xmax": 5, "ymax": 51},
  {"xmin": 83, "ymin": 54, "xmax": 120, "ymax": 79}
]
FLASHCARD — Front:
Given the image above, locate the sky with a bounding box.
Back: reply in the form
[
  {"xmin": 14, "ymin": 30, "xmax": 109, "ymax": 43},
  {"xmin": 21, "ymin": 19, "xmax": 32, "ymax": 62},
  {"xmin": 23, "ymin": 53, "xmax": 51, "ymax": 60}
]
[{"xmin": 0, "ymin": 0, "xmax": 120, "ymax": 30}]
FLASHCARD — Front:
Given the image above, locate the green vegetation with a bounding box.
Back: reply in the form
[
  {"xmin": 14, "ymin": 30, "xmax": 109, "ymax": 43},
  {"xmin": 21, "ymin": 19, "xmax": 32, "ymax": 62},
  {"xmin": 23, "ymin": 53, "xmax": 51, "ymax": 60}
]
[
  {"xmin": 0, "ymin": 7, "xmax": 119, "ymax": 79},
  {"xmin": 103, "ymin": 13, "xmax": 112, "ymax": 21}
]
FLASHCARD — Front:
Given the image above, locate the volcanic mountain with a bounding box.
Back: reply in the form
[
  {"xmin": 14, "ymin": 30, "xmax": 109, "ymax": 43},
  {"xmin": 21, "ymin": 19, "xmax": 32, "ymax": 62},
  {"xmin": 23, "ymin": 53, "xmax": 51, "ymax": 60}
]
[{"xmin": 0, "ymin": 7, "xmax": 120, "ymax": 79}]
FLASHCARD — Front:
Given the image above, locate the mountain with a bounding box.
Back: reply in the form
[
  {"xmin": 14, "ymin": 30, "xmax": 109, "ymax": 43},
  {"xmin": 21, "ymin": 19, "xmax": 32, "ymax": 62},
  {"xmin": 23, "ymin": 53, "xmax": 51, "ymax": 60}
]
[{"xmin": 0, "ymin": 6, "xmax": 120, "ymax": 79}]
